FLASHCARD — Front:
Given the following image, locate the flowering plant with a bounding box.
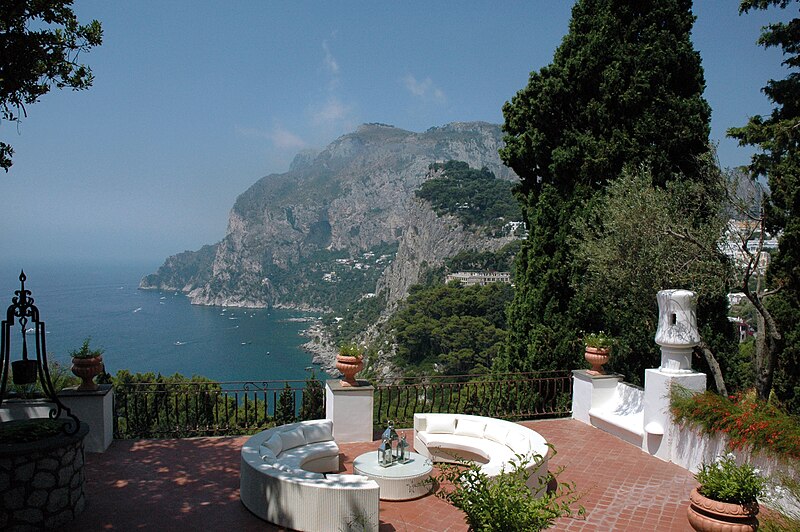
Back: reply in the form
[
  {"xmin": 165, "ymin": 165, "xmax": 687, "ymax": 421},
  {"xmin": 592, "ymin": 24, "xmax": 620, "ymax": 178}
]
[
  {"xmin": 583, "ymin": 331, "xmax": 613, "ymax": 349},
  {"xmin": 338, "ymin": 343, "xmax": 363, "ymax": 359},
  {"xmin": 695, "ymin": 453, "xmax": 765, "ymax": 505},
  {"xmin": 670, "ymin": 387, "xmax": 800, "ymax": 460}
]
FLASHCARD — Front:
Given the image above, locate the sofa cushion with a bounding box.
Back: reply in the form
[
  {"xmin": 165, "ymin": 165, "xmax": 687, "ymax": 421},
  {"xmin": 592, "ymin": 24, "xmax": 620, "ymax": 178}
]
[
  {"xmin": 259, "ymin": 444, "xmax": 277, "ymax": 461},
  {"xmin": 303, "ymin": 420, "xmax": 333, "ymax": 444},
  {"xmin": 280, "ymin": 427, "xmax": 307, "ymax": 451},
  {"xmin": 271, "ymin": 462, "xmax": 324, "ymax": 480},
  {"xmin": 279, "ymin": 440, "xmax": 340, "ymax": 470},
  {"xmin": 454, "ymin": 417, "xmax": 486, "ymax": 439},
  {"xmin": 264, "ymin": 433, "xmax": 283, "ymax": 456},
  {"xmin": 426, "ymin": 415, "xmax": 456, "ymax": 434},
  {"xmin": 422, "ymin": 433, "xmax": 493, "ymax": 462},
  {"xmin": 505, "ymin": 430, "xmax": 531, "ymax": 455},
  {"xmin": 484, "ymin": 422, "xmax": 510, "ymax": 446}
]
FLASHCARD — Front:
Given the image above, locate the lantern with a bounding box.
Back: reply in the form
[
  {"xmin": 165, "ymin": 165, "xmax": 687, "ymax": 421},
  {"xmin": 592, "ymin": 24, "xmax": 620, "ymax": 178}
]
[
  {"xmin": 396, "ymin": 433, "xmax": 410, "ymax": 463},
  {"xmin": 378, "ymin": 437, "xmax": 393, "ymax": 467}
]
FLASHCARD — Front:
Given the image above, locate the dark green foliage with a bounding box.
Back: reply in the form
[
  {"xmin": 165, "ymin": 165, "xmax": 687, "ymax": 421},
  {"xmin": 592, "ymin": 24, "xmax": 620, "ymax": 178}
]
[
  {"xmin": 391, "ymin": 282, "xmax": 514, "ymax": 375},
  {"xmin": 111, "ymin": 371, "xmax": 310, "ymax": 438},
  {"xmin": 430, "ymin": 451, "xmax": 584, "ymax": 531},
  {"xmin": 415, "ymin": 160, "xmax": 523, "ymax": 232},
  {"xmin": 0, "ymin": 419, "xmax": 65, "ymax": 443},
  {"xmin": 445, "ymin": 241, "xmax": 522, "ymax": 275},
  {"xmin": 327, "ymin": 291, "xmax": 387, "ymax": 345},
  {"xmin": 499, "ymin": 0, "xmax": 712, "ymax": 377},
  {"xmin": 0, "ymin": 0, "xmax": 103, "ymax": 171},
  {"xmin": 299, "ymin": 373, "xmax": 324, "ymax": 420},
  {"xmin": 274, "ymin": 382, "xmax": 296, "ymax": 425},
  {"xmin": 112, "ymin": 371, "xmax": 233, "ymax": 438},
  {"xmin": 570, "ymin": 168, "xmax": 737, "ymax": 387},
  {"xmin": 265, "ymin": 241, "xmax": 397, "ymax": 314},
  {"xmin": 728, "ymin": 0, "xmax": 800, "ymax": 408}
]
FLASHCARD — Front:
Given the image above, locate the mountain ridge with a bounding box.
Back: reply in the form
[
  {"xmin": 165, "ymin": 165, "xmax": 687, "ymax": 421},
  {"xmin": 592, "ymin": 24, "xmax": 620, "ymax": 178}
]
[{"xmin": 141, "ymin": 121, "xmax": 519, "ymax": 312}]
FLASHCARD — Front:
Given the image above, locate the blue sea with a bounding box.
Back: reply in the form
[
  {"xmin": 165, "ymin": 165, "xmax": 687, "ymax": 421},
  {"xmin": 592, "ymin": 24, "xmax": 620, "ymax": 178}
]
[{"xmin": 0, "ymin": 260, "xmax": 317, "ymax": 383}]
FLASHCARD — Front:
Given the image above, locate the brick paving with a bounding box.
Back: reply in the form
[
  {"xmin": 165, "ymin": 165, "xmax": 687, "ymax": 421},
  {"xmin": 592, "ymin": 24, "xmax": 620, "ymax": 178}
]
[{"xmin": 63, "ymin": 418, "xmax": 697, "ymax": 531}]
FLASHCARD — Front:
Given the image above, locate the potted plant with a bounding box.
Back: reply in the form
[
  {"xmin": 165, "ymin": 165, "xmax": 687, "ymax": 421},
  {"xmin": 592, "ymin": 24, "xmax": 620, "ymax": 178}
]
[
  {"xmin": 69, "ymin": 338, "xmax": 104, "ymax": 391},
  {"xmin": 335, "ymin": 343, "xmax": 364, "ymax": 387},
  {"xmin": 687, "ymin": 452, "xmax": 764, "ymax": 531},
  {"xmin": 583, "ymin": 331, "xmax": 612, "ymax": 374}
]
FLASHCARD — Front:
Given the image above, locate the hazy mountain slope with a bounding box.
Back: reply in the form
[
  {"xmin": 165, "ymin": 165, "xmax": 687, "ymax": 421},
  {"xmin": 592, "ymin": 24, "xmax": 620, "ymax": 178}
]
[{"xmin": 141, "ymin": 122, "xmax": 518, "ymax": 310}]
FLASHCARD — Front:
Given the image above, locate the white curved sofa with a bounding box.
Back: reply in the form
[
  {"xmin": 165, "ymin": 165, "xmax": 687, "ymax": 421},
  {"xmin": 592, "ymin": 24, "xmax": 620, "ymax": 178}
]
[
  {"xmin": 413, "ymin": 413, "xmax": 550, "ymax": 494},
  {"xmin": 240, "ymin": 419, "xmax": 379, "ymax": 532}
]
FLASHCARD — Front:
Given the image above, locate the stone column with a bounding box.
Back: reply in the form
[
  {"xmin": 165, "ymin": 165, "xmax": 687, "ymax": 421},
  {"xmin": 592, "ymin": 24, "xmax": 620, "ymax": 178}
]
[
  {"xmin": 643, "ymin": 289, "xmax": 706, "ymax": 460},
  {"xmin": 325, "ymin": 379, "xmax": 374, "ymax": 443}
]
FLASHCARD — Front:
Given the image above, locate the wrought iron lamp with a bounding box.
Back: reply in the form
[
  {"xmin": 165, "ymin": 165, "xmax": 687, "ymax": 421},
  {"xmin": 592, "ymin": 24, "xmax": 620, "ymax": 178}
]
[{"xmin": 0, "ymin": 271, "xmax": 79, "ymax": 433}]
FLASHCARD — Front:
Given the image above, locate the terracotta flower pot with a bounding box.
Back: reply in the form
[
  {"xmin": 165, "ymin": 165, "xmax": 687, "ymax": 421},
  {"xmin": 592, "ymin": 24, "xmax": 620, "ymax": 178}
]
[
  {"xmin": 584, "ymin": 346, "xmax": 610, "ymax": 375},
  {"xmin": 71, "ymin": 356, "xmax": 104, "ymax": 391},
  {"xmin": 687, "ymin": 487, "xmax": 759, "ymax": 532},
  {"xmin": 336, "ymin": 355, "xmax": 364, "ymax": 387}
]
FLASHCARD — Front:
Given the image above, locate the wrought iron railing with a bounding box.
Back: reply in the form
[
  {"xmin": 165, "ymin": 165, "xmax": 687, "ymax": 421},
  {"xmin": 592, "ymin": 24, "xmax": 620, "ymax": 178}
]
[
  {"xmin": 113, "ymin": 379, "xmax": 324, "ymax": 439},
  {"xmin": 373, "ymin": 371, "xmax": 572, "ymax": 431},
  {"xmin": 113, "ymin": 371, "xmax": 572, "ymax": 439}
]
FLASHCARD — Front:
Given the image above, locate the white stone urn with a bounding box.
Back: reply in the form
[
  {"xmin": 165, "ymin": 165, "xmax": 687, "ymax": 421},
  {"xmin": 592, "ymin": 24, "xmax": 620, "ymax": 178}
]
[{"xmin": 654, "ymin": 289, "xmax": 700, "ymax": 373}]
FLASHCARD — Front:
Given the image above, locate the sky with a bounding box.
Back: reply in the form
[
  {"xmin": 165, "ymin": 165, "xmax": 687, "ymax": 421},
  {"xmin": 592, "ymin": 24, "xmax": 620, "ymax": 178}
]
[{"xmin": 0, "ymin": 1, "xmax": 795, "ymax": 265}]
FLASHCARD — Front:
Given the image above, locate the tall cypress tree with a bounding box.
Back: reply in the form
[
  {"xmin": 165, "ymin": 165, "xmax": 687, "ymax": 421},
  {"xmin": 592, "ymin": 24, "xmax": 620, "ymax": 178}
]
[{"xmin": 498, "ymin": 0, "xmax": 711, "ymax": 373}]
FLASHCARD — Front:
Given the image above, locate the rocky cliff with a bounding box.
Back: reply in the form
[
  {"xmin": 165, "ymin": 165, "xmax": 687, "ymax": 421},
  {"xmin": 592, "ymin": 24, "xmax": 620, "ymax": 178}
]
[{"xmin": 141, "ymin": 122, "xmax": 519, "ymax": 311}]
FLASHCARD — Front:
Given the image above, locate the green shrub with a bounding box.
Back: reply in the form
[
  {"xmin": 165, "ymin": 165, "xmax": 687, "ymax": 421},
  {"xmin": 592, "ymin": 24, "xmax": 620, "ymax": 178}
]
[
  {"xmin": 695, "ymin": 452, "xmax": 765, "ymax": 505},
  {"xmin": 69, "ymin": 338, "xmax": 103, "ymax": 359},
  {"xmin": 430, "ymin": 449, "xmax": 583, "ymax": 531}
]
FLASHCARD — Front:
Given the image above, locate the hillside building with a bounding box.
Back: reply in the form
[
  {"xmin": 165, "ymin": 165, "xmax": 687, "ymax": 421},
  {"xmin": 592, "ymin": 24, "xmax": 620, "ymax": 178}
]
[{"xmin": 445, "ymin": 271, "xmax": 512, "ymax": 287}]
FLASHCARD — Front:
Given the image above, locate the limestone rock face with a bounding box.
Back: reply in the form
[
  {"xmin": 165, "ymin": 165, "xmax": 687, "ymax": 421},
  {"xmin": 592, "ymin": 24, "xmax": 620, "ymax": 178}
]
[
  {"xmin": 141, "ymin": 122, "xmax": 518, "ymax": 309},
  {"xmin": 378, "ymin": 197, "xmax": 516, "ymax": 310}
]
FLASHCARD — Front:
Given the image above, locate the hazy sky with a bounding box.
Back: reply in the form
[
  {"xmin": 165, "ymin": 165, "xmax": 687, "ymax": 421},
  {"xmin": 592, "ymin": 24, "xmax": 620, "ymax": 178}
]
[{"xmin": 0, "ymin": 1, "xmax": 793, "ymax": 264}]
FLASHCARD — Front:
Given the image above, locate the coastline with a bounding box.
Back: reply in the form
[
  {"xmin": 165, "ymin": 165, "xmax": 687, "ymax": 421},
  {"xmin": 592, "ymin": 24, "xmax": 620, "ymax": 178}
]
[{"xmin": 299, "ymin": 322, "xmax": 339, "ymax": 376}]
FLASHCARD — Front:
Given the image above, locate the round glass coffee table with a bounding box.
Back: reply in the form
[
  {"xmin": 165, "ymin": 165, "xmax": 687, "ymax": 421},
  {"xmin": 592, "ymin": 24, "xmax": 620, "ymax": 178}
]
[{"xmin": 353, "ymin": 451, "xmax": 433, "ymax": 500}]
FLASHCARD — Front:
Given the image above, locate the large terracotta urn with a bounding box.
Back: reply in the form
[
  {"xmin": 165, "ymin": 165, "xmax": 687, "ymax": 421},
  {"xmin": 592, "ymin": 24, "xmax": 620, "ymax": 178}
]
[
  {"xmin": 687, "ymin": 487, "xmax": 759, "ymax": 532},
  {"xmin": 336, "ymin": 355, "xmax": 363, "ymax": 387},
  {"xmin": 71, "ymin": 355, "xmax": 104, "ymax": 391},
  {"xmin": 584, "ymin": 346, "xmax": 610, "ymax": 375}
]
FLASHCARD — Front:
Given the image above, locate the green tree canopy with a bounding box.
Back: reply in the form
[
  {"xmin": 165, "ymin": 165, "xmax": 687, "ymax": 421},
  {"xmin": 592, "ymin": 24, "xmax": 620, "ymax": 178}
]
[
  {"xmin": 415, "ymin": 160, "xmax": 523, "ymax": 232},
  {"xmin": 391, "ymin": 282, "xmax": 514, "ymax": 375},
  {"xmin": 498, "ymin": 0, "xmax": 713, "ymax": 375},
  {"xmin": 1, "ymin": 0, "xmax": 102, "ymax": 171},
  {"xmin": 728, "ymin": 0, "xmax": 800, "ymax": 406}
]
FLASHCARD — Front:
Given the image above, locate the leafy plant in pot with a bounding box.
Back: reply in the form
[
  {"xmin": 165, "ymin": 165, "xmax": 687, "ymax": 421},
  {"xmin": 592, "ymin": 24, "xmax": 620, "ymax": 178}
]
[
  {"xmin": 583, "ymin": 331, "xmax": 613, "ymax": 375},
  {"xmin": 336, "ymin": 343, "xmax": 364, "ymax": 387},
  {"xmin": 69, "ymin": 338, "xmax": 104, "ymax": 391},
  {"xmin": 687, "ymin": 452, "xmax": 765, "ymax": 531}
]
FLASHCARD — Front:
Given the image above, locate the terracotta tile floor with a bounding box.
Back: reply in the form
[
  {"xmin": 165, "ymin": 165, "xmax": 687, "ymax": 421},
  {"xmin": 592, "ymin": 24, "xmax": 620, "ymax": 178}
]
[{"xmin": 63, "ymin": 419, "xmax": 697, "ymax": 531}]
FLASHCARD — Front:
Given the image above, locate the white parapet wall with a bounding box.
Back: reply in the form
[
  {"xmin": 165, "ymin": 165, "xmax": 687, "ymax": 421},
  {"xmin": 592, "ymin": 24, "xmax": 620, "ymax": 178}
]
[
  {"xmin": 0, "ymin": 385, "xmax": 114, "ymax": 453},
  {"xmin": 325, "ymin": 379, "xmax": 374, "ymax": 443}
]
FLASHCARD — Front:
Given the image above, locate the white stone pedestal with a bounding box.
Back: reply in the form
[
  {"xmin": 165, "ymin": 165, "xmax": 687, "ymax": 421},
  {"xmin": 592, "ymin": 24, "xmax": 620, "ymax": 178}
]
[
  {"xmin": 325, "ymin": 379, "xmax": 374, "ymax": 443},
  {"xmin": 571, "ymin": 370, "xmax": 623, "ymax": 424},
  {"xmin": 643, "ymin": 369, "xmax": 706, "ymax": 460},
  {"xmin": 59, "ymin": 384, "xmax": 114, "ymax": 453}
]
